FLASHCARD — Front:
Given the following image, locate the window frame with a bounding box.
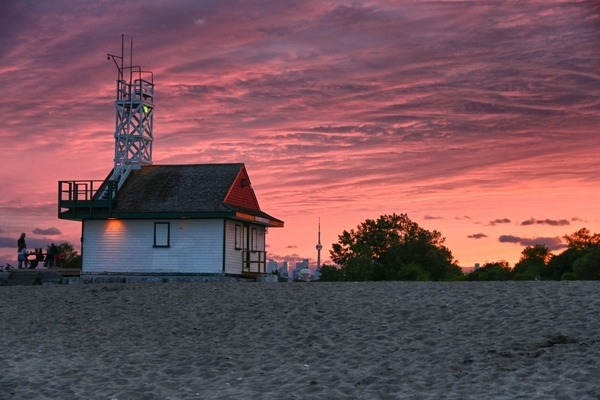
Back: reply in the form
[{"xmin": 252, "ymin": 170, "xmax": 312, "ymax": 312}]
[
  {"xmin": 153, "ymin": 222, "xmax": 170, "ymax": 247},
  {"xmin": 235, "ymin": 224, "xmax": 243, "ymax": 250},
  {"xmin": 251, "ymin": 227, "xmax": 258, "ymax": 251}
]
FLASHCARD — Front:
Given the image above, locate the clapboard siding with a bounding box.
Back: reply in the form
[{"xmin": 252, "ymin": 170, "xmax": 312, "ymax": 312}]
[
  {"xmin": 224, "ymin": 219, "xmax": 243, "ymax": 275},
  {"xmin": 82, "ymin": 219, "xmax": 224, "ymax": 274}
]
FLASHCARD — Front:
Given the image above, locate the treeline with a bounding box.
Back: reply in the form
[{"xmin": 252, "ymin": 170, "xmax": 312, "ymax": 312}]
[
  {"xmin": 465, "ymin": 228, "xmax": 600, "ymax": 281},
  {"xmin": 317, "ymin": 214, "xmax": 600, "ymax": 281}
]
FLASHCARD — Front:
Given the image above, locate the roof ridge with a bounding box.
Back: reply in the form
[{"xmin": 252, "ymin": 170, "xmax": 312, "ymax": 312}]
[{"xmin": 143, "ymin": 163, "xmax": 244, "ymax": 167}]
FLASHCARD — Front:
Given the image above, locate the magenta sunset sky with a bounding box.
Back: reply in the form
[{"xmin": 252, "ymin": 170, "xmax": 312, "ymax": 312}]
[{"xmin": 1, "ymin": 0, "xmax": 599, "ymax": 269}]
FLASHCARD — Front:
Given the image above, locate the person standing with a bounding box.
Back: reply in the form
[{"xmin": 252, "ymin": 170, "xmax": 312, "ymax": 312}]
[
  {"xmin": 45, "ymin": 243, "xmax": 59, "ymax": 268},
  {"xmin": 17, "ymin": 233, "xmax": 28, "ymax": 269},
  {"xmin": 18, "ymin": 233, "xmax": 26, "ymax": 249},
  {"xmin": 18, "ymin": 244, "xmax": 29, "ymax": 269}
]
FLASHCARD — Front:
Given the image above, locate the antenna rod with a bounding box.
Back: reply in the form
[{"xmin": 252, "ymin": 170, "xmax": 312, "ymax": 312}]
[
  {"xmin": 130, "ymin": 38, "xmax": 133, "ymax": 83},
  {"xmin": 121, "ymin": 34, "xmax": 124, "ymax": 78},
  {"xmin": 316, "ymin": 218, "xmax": 323, "ymax": 271}
]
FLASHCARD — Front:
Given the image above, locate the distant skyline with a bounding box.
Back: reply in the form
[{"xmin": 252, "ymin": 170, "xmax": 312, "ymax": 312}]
[{"xmin": 1, "ymin": 0, "xmax": 599, "ymax": 268}]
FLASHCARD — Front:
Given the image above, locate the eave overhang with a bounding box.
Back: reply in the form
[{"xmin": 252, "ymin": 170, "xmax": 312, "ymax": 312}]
[
  {"xmin": 59, "ymin": 210, "xmax": 284, "ymax": 227},
  {"xmin": 59, "ymin": 210, "xmax": 237, "ymax": 221},
  {"xmin": 234, "ymin": 211, "xmax": 284, "ymax": 227}
]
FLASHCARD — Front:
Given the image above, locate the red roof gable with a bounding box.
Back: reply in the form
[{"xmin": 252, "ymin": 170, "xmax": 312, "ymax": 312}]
[{"xmin": 224, "ymin": 166, "xmax": 260, "ymax": 211}]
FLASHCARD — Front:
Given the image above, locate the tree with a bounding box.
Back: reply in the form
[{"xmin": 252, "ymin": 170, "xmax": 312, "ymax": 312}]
[
  {"xmin": 546, "ymin": 248, "xmax": 584, "ymax": 280},
  {"xmin": 48, "ymin": 242, "xmax": 81, "ymax": 268},
  {"xmin": 572, "ymin": 248, "xmax": 600, "ymax": 280},
  {"xmin": 512, "ymin": 244, "xmax": 552, "ymax": 280},
  {"xmin": 563, "ymin": 228, "xmax": 600, "ymax": 250},
  {"xmin": 317, "ymin": 264, "xmax": 344, "ymax": 281},
  {"xmin": 466, "ymin": 261, "xmax": 512, "ymax": 281},
  {"xmin": 64, "ymin": 254, "xmax": 82, "ymax": 269},
  {"xmin": 550, "ymin": 228, "xmax": 600, "ymax": 280},
  {"xmin": 330, "ymin": 213, "xmax": 461, "ymax": 281},
  {"xmin": 396, "ymin": 262, "xmax": 430, "ymax": 281}
]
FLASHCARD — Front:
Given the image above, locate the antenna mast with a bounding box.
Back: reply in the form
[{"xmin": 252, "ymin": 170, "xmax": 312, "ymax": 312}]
[
  {"xmin": 106, "ymin": 35, "xmax": 154, "ymax": 191},
  {"xmin": 316, "ymin": 218, "xmax": 323, "ymax": 270}
]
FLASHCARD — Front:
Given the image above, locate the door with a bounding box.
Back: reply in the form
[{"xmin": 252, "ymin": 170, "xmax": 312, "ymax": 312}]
[{"xmin": 243, "ymin": 224, "xmax": 249, "ymax": 271}]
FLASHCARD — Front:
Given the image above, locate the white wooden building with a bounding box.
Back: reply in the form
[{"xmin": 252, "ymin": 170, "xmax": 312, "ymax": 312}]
[{"xmin": 59, "ymin": 163, "xmax": 283, "ymax": 277}]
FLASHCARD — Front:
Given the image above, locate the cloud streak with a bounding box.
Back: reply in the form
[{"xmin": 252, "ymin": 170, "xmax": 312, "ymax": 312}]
[
  {"xmin": 488, "ymin": 219, "xmax": 512, "ymax": 226},
  {"xmin": 468, "ymin": 233, "xmax": 488, "ymax": 240},
  {"xmin": 498, "ymin": 235, "xmax": 567, "ymax": 251},
  {"xmin": 32, "ymin": 227, "xmax": 62, "ymax": 235},
  {"xmin": 521, "ymin": 218, "xmax": 570, "ymax": 226}
]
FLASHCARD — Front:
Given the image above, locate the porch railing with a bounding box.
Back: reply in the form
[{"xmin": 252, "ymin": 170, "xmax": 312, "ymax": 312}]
[
  {"xmin": 243, "ymin": 250, "xmax": 267, "ymax": 274},
  {"xmin": 58, "ymin": 180, "xmax": 117, "ymax": 219}
]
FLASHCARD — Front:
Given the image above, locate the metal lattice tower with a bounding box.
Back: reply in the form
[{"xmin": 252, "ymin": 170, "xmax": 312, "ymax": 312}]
[{"xmin": 107, "ymin": 35, "xmax": 154, "ymax": 190}]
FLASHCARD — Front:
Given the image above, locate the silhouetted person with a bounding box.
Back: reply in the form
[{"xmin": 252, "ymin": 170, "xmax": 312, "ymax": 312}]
[
  {"xmin": 46, "ymin": 243, "xmax": 58, "ymax": 268},
  {"xmin": 18, "ymin": 233, "xmax": 26, "ymax": 249},
  {"xmin": 17, "ymin": 233, "xmax": 28, "ymax": 269},
  {"xmin": 30, "ymin": 248, "xmax": 44, "ymax": 269},
  {"xmin": 18, "ymin": 244, "xmax": 29, "ymax": 269}
]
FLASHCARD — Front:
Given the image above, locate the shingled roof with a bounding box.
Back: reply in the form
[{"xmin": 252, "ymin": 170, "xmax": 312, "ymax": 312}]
[{"xmin": 111, "ymin": 164, "xmax": 283, "ymax": 225}]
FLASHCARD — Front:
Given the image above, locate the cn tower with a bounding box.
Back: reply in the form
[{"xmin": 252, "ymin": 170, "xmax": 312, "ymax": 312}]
[{"xmin": 316, "ymin": 219, "xmax": 323, "ymax": 270}]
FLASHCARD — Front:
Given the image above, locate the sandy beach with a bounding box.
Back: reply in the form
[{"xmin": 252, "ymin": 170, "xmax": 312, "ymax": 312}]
[{"xmin": 1, "ymin": 281, "xmax": 599, "ymax": 399}]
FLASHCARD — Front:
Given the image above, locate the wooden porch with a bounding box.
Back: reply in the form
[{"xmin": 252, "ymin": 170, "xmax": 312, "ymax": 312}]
[{"xmin": 242, "ymin": 250, "xmax": 267, "ymax": 277}]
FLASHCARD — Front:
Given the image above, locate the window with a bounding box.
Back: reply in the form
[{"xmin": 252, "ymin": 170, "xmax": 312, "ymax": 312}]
[
  {"xmin": 251, "ymin": 228, "xmax": 258, "ymax": 251},
  {"xmin": 235, "ymin": 224, "xmax": 242, "ymax": 250},
  {"xmin": 154, "ymin": 222, "xmax": 170, "ymax": 247}
]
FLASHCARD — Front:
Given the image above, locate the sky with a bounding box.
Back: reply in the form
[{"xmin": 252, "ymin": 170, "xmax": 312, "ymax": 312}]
[{"xmin": 1, "ymin": 0, "xmax": 599, "ymax": 270}]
